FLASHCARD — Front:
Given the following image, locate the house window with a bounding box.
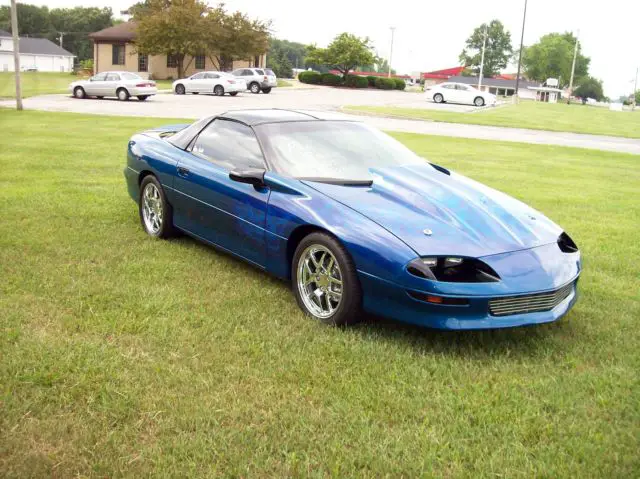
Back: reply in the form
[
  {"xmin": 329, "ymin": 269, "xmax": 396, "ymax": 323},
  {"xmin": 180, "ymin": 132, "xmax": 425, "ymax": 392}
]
[
  {"xmin": 112, "ymin": 44, "xmax": 125, "ymax": 65},
  {"xmin": 138, "ymin": 54, "xmax": 148, "ymax": 72},
  {"xmin": 167, "ymin": 54, "xmax": 178, "ymax": 68},
  {"xmin": 195, "ymin": 54, "xmax": 205, "ymax": 70}
]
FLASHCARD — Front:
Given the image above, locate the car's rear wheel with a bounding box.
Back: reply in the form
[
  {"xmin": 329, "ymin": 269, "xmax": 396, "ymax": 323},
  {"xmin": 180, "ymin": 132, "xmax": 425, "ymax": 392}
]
[
  {"xmin": 262, "ymin": 87, "xmax": 272, "ymax": 94},
  {"xmin": 117, "ymin": 88, "xmax": 130, "ymax": 101},
  {"xmin": 433, "ymin": 93, "xmax": 444, "ymax": 103},
  {"xmin": 292, "ymin": 232, "xmax": 362, "ymax": 326},
  {"xmin": 214, "ymin": 85, "xmax": 225, "ymax": 96},
  {"xmin": 474, "ymin": 96, "xmax": 485, "ymax": 107},
  {"xmin": 175, "ymin": 84, "xmax": 186, "ymax": 95},
  {"xmin": 97, "ymin": 96, "xmax": 104, "ymax": 99},
  {"xmin": 229, "ymin": 92, "xmax": 238, "ymax": 96},
  {"xmin": 73, "ymin": 86, "xmax": 86, "ymax": 99},
  {"xmin": 139, "ymin": 175, "xmax": 174, "ymax": 239},
  {"xmin": 249, "ymin": 82, "xmax": 260, "ymax": 94},
  {"xmin": 137, "ymin": 95, "xmax": 149, "ymax": 101}
]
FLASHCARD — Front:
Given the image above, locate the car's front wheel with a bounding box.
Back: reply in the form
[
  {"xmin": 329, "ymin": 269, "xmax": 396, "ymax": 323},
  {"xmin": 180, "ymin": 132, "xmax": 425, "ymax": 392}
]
[
  {"xmin": 73, "ymin": 86, "xmax": 86, "ymax": 99},
  {"xmin": 433, "ymin": 93, "xmax": 444, "ymax": 103},
  {"xmin": 474, "ymin": 96, "xmax": 485, "ymax": 107},
  {"xmin": 175, "ymin": 84, "xmax": 186, "ymax": 95},
  {"xmin": 292, "ymin": 232, "xmax": 362, "ymax": 326},
  {"xmin": 139, "ymin": 175, "xmax": 174, "ymax": 238},
  {"xmin": 214, "ymin": 85, "xmax": 225, "ymax": 96}
]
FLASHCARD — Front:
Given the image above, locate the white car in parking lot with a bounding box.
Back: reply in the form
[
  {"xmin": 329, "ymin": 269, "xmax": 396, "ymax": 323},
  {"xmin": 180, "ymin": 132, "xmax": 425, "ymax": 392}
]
[
  {"xmin": 70, "ymin": 71, "xmax": 157, "ymax": 101},
  {"xmin": 172, "ymin": 72, "xmax": 247, "ymax": 96},
  {"xmin": 425, "ymin": 82, "xmax": 496, "ymax": 107}
]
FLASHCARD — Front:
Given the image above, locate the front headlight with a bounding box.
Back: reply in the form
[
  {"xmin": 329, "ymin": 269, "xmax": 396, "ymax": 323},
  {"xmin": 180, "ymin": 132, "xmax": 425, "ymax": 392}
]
[{"xmin": 407, "ymin": 257, "xmax": 500, "ymax": 283}]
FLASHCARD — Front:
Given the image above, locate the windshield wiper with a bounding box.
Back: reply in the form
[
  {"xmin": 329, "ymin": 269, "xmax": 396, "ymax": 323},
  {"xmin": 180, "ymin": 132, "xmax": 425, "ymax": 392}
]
[{"xmin": 298, "ymin": 177, "xmax": 373, "ymax": 187}]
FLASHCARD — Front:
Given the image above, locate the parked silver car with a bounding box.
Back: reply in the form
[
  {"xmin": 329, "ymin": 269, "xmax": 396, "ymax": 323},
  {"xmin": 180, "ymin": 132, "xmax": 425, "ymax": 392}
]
[
  {"xmin": 69, "ymin": 71, "xmax": 158, "ymax": 101},
  {"xmin": 231, "ymin": 67, "xmax": 277, "ymax": 94},
  {"xmin": 172, "ymin": 71, "xmax": 247, "ymax": 96}
]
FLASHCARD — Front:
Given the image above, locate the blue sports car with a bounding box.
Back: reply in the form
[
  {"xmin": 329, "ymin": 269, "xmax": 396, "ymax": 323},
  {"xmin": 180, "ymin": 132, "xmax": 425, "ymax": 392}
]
[{"xmin": 124, "ymin": 109, "xmax": 581, "ymax": 329}]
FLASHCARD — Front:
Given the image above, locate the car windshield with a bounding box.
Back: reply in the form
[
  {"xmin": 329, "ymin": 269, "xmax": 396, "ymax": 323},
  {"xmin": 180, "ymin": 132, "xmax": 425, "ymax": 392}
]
[
  {"xmin": 256, "ymin": 121, "xmax": 424, "ymax": 181},
  {"xmin": 121, "ymin": 72, "xmax": 142, "ymax": 80}
]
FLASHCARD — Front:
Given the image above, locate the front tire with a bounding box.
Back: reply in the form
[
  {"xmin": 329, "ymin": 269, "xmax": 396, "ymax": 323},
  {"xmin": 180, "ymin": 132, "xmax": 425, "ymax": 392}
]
[
  {"xmin": 249, "ymin": 82, "xmax": 260, "ymax": 94},
  {"xmin": 292, "ymin": 232, "xmax": 362, "ymax": 326},
  {"xmin": 73, "ymin": 86, "xmax": 86, "ymax": 99},
  {"xmin": 175, "ymin": 84, "xmax": 186, "ymax": 95},
  {"xmin": 433, "ymin": 93, "xmax": 444, "ymax": 103},
  {"xmin": 261, "ymin": 87, "xmax": 272, "ymax": 94},
  {"xmin": 214, "ymin": 85, "xmax": 224, "ymax": 96},
  {"xmin": 139, "ymin": 176, "xmax": 174, "ymax": 239},
  {"xmin": 117, "ymin": 88, "xmax": 130, "ymax": 101},
  {"xmin": 474, "ymin": 96, "xmax": 485, "ymax": 107}
]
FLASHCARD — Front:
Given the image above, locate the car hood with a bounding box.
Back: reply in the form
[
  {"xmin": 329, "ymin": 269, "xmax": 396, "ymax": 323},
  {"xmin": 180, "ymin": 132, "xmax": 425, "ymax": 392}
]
[{"xmin": 302, "ymin": 164, "xmax": 562, "ymax": 258}]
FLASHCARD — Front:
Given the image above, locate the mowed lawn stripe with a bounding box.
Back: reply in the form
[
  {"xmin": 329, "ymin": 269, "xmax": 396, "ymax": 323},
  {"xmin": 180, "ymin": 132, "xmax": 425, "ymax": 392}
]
[{"xmin": 1, "ymin": 110, "xmax": 638, "ymax": 477}]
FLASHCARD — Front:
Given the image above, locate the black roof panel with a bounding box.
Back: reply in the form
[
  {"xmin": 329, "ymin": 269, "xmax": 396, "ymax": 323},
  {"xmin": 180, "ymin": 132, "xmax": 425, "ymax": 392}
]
[{"xmin": 219, "ymin": 109, "xmax": 320, "ymax": 125}]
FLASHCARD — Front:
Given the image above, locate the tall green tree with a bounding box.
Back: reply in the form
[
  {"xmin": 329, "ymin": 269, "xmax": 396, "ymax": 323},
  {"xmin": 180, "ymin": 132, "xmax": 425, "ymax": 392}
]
[
  {"xmin": 459, "ymin": 20, "xmax": 513, "ymax": 77},
  {"xmin": 573, "ymin": 76, "xmax": 604, "ymax": 102},
  {"xmin": 305, "ymin": 33, "xmax": 376, "ymax": 80},
  {"xmin": 522, "ymin": 32, "xmax": 590, "ymax": 87},
  {"xmin": 267, "ymin": 37, "xmax": 306, "ymax": 77},
  {"xmin": 0, "ymin": 4, "xmax": 52, "ymax": 36}
]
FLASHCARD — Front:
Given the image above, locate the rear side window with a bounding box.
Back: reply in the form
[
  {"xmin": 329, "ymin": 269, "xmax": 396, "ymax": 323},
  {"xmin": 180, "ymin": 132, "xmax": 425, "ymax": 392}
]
[
  {"xmin": 265, "ymin": 69, "xmax": 275, "ymax": 76},
  {"xmin": 191, "ymin": 120, "xmax": 265, "ymax": 170},
  {"xmin": 254, "ymin": 69, "xmax": 265, "ymax": 75},
  {"xmin": 121, "ymin": 72, "xmax": 141, "ymax": 80}
]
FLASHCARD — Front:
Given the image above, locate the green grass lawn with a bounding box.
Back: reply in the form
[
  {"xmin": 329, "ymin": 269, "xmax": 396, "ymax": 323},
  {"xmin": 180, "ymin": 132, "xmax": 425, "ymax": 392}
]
[
  {"xmin": 277, "ymin": 78, "xmax": 293, "ymax": 87},
  {"xmin": 1, "ymin": 110, "xmax": 639, "ymax": 477},
  {"xmin": 346, "ymin": 101, "xmax": 640, "ymax": 139},
  {"xmin": 0, "ymin": 72, "xmax": 82, "ymax": 99}
]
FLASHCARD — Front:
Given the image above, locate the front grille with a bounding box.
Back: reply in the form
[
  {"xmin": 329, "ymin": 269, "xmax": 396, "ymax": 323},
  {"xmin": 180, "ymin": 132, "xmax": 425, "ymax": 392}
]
[{"xmin": 489, "ymin": 282, "xmax": 575, "ymax": 317}]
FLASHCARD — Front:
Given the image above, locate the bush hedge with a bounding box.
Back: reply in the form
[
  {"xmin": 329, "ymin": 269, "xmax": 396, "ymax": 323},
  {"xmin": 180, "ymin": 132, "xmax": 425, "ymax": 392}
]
[
  {"xmin": 321, "ymin": 73, "xmax": 342, "ymax": 86},
  {"xmin": 366, "ymin": 75, "xmax": 378, "ymax": 87},
  {"xmin": 374, "ymin": 77, "xmax": 395, "ymax": 90},
  {"xmin": 298, "ymin": 71, "xmax": 322, "ymax": 84},
  {"xmin": 393, "ymin": 78, "xmax": 406, "ymax": 90},
  {"xmin": 346, "ymin": 75, "xmax": 369, "ymax": 88}
]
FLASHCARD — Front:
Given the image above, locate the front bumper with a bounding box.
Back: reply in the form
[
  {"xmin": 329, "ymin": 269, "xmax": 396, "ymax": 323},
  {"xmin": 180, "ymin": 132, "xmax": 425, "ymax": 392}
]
[{"xmin": 359, "ymin": 271, "xmax": 580, "ymax": 330}]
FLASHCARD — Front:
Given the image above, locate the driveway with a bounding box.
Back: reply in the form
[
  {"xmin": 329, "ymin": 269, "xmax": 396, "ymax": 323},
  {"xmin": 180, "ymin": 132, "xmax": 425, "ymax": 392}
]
[{"xmin": 2, "ymin": 88, "xmax": 639, "ymax": 155}]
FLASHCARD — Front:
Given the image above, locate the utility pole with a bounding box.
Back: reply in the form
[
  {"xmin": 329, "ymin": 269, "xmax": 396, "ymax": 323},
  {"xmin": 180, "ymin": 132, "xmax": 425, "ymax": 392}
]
[
  {"xmin": 567, "ymin": 30, "xmax": 579, "ymax": 104},
  {"xmin": 10, "ymin": 0, "xmax": 22, "ymax": 111},
  {"xmin": 478, "ymin": 25, "xmax": 487, "ymax": 89},
  {"xmin": 58, "ymin": 32, "xmax": 64, "ymax": 48},
  {"xmin": 514, "ymin": 0, "xmax": 528, "ymax": 103},
  {"xmin": 388, "ymin": 27, "xmax": 396, "ymax": 78}
]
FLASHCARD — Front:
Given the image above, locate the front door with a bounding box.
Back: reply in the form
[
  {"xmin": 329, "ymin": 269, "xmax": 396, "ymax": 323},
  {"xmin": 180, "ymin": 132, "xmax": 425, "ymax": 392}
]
[
  {"xmin": 103, "ymin": 72, "xmax": 121, "ymax": 97},
  {"xmin": 171, "ymin": 119, "xmax": 270, "ymax": 266},
  {"xmin": 187, "ymin": 72, "xmax": 206, "ymax": 93},
  {"xmin": 85, "ymin": 72, "xmax": 107, "ymax": 96}
]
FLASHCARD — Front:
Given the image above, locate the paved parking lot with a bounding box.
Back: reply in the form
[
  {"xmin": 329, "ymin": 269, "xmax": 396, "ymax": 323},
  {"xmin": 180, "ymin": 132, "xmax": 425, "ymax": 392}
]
[{"xmin": 2, "ymin": 86, "xmax": 639, "ymax": 154}]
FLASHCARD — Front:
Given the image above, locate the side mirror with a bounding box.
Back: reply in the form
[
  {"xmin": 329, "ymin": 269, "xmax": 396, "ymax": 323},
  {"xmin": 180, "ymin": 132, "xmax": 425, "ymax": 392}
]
[{"xmin": 229, "ymin": 168, "xmax": 266, "ymax": 187}]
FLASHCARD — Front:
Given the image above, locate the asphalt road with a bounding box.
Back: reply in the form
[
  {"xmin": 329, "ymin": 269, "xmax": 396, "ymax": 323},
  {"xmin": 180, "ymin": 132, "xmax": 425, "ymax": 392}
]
[{"xmin": 2, "ymin": 87, "xmax": 639, "ymax": 155}]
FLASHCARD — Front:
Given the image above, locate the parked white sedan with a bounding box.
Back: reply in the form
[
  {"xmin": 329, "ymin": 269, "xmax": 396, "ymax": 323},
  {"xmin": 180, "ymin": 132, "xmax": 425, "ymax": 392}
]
[
  {"xmin": 172, "ymin": 72, "xmax": 247, "ymax": 96},
  {"xmin": 70, "ymin": 71, "xmax": 157, "ymax": 101},
  {"xmin": 425, "ymin": 82, "xmax": 496, "ymax": 107}
]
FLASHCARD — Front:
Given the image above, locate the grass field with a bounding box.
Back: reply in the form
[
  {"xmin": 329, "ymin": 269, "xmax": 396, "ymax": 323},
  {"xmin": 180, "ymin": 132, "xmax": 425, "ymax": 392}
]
[
  {"xmin": 346, "ymin": 101, "xmax": 640, "ymax": 139},
  {"xmin": 1, "ymin": 110, "xmax": 639, "ymax": 477},
  {"xmin": 0, "ymin": 72, "xmax": 82, "ymax": 98}
]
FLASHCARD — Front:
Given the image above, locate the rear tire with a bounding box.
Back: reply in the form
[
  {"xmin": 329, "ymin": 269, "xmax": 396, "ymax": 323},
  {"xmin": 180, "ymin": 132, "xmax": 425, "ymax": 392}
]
[
  {"xmin": 292, "ymin": 232, "xmax": 362, "ymax": 326},
  {"xmin": 214, "ymin": 85, "xmax": 224, "ymax": 96},
  {"xmin": 249, "ymin": 82, "xmax": 260, "ymax": 94},
  {"xmin": 137, "ymin": 95, "xmax": 149, "ymax": 101},
  {"xmin": 433, "ymin": 93, "xmax": 444, "ymax": 103},
  {"xmin": 117, "ymin": 88, "xmax": 130, "ymax": 101},
  {"xmin": 73, "ymin": 86, "xmax": 86, "ymax": 99},
  {"xmin": 229, "ymin": 92, "xmax": 238, "ymax": 96},
  {"xmin": 139, "ymin": 175, "xmax": 175, "ymax": 239},
  {"xmin": 175, "ymin": 84, "xmax": 186, "ymax": 95},
  {"xmin": 262, "ymin": 87, "xmax": 272, "ymax": 94}
]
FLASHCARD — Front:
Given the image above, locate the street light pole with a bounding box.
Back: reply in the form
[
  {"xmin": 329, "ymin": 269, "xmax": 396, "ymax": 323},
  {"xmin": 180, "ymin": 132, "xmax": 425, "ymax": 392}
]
[
  {"xmin": 10, "ymin": 0, "xmax": 22, "ymax": 111},
  {"xmin": 388, "ymin": 27, "xmax": 395, "ymax": 78},
  {"xmin": 478, "ymin": 25, "xmax": 487, "ymax": 89},
  {"xmin": 514, "ymin": 0, "xmax": 528, "ymax": 102}
]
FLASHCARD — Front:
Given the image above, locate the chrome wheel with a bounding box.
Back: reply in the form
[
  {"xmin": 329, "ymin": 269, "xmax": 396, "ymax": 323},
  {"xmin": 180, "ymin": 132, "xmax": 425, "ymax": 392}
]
[
  {"xmin": 474, "ymin": 96, "xmax": 485, "ymax": 107},
  {"xmin": 142, "ymin": 183, "xmax": 163, "ymax": 234},
  {"xmin": 297, "ymin": 245, "xmax": 343, "ymax": 319},
  {"xmin": 250, "ymin": 83, "xmax": 260, "ymax": 94}
]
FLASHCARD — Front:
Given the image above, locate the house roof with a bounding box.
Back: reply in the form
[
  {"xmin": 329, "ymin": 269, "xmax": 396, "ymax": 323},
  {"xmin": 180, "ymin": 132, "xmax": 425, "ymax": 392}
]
[
  {"xmin": 422, "ymin": 67, "xmax": 465, "ymax": 79},
  {"xmin": 89, "ymin": 22, "xmax": 137, "ymax": 42},
  {"xmin": 0, "ymin": 36, "xmax": 73, "ymax": 56},
  {"xmin": 448, "ymin": 75, "xmax": 540, "ymax": 89}
]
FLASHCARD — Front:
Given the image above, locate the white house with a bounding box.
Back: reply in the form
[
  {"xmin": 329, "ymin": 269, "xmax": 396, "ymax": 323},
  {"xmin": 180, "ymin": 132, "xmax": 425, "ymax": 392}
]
[{"xmin": 0, "ymin": 29, "xmax": 75, "ymax": 72}]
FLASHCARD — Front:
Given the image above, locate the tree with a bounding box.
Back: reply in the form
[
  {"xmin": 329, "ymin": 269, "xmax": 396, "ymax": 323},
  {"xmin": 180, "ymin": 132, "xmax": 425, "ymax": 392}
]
[
  {"xmin": 133, "ymin": 0, "xmax": 209, "ymax": 79},
  {"xmin": 305, "ymin": 33, "xmax": 376, "ymax": 80},
  {"xmin": 459, "ymin": 20, "xmax": 512, "ymax": 78},
  {"xmin": 635, "ymin": 90, "xmax": 640, "ymax": 105},
  {"xmin": 522, "ymin": 32, "xmax": 590, "ymax": 87},
  {"xmin": 0, "ymin": 4, "xmax": 51, "ymax": 36},
  {"xmin": 573, "ymin": 76, "xmax": 604, "ymax": 102},
  {"xmin": 266, "ymin": 46, "xmax": 293, "ymax": 78}
]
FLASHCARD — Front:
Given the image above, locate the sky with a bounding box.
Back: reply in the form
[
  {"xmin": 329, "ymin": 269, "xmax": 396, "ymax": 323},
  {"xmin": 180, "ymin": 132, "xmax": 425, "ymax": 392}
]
[{"xmin": 14, "ymin": 0, "xmax": 640, "ymax": 97}]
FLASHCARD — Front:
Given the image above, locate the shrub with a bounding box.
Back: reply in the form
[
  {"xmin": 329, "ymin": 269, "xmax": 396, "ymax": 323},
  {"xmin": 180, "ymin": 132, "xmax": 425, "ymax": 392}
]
[
  {"xmin": 366, "ymin": 75, "xmax": 377, "ymax": 87},
  {"xmin": 374, "ymin": 77, "xmax": 395, "ymax": 90},
  {"xmin": 393, "ymin": 78, "xmax": 406, "ymax": 90},
  {"xmin": 321, "ymin": 73, "xmax": 342, "ymax": 86},
  {"xmin": 298, "ymin": 71, "xmax": 322, "ymax": 84},
  {"xmin": 345, "ymin": 75, "xmax": 368, "ymax": 88}
]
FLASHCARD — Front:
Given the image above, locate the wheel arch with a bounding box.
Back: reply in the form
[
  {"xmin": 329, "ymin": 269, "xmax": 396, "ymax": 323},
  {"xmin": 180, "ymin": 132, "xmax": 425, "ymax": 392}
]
[
  {"xmin": 138, "ymin": 169, "xmax": 156, "ymax": 185},
  {"xmin": 286, "ymin": 224, "xmax": 336, "ymax": 279}
]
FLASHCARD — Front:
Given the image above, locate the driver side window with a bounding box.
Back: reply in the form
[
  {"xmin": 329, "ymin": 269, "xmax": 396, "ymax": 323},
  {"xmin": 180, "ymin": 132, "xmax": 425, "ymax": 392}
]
[
  {"xmin": 191, "ymin": 73, "xmax": 205, "ymax": 80},
  {"xmin": 91, "ymin": 73, "xmax": 107, "ymax": 81},
  {"xmin": 191, "ymin": 120, "xmax": 265, "ymax": 170}
]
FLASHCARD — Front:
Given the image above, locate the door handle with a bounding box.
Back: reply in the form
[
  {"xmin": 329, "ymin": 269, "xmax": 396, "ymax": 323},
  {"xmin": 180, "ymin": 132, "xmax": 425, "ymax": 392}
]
[{"xmin": 177, "ymin": 166, "xmax": 190, "ymax": 177}]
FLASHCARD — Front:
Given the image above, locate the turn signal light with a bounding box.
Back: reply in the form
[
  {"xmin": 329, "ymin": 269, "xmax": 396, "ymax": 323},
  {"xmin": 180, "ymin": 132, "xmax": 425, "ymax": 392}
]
[{"xmin": 407, "ymin": 290, "xmax": 469, "ymax": 306}]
